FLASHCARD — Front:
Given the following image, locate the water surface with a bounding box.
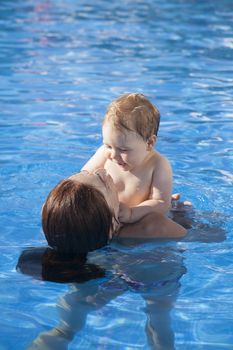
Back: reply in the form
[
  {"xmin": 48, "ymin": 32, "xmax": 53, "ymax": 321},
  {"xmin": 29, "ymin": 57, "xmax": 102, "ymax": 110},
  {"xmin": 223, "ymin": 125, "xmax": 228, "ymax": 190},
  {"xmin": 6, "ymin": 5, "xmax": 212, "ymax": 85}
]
[{"xmin": 0, "ymin": 0, "xmax": 233, "ymax": 349}]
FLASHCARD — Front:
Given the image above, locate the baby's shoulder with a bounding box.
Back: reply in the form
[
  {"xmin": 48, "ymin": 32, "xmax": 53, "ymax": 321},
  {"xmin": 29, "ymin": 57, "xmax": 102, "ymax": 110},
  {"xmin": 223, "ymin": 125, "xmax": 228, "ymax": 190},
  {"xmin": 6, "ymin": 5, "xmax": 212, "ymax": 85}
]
[
  {"xmin": 150, "ymin": 150, "xmax": 170, "ymax": 166},
  {"xmin": 148, "ymin": 151, "xmax": 172, "ymax": 178}
]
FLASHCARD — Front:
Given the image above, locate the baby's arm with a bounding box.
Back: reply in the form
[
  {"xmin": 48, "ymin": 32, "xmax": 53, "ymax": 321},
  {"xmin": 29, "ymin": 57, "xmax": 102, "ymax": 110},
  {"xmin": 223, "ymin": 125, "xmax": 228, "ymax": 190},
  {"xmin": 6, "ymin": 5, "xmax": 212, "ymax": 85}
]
[
  {"xmin": 81, "ymin": 145, "xmax": 108, "ymax": 172},
  {"xmin": 119, "ymin": 156, "xmax": 172, "ymax": 224},
  {"xmin": 148, "ymin": 155, "xmax": 173, "ymax": 212}
]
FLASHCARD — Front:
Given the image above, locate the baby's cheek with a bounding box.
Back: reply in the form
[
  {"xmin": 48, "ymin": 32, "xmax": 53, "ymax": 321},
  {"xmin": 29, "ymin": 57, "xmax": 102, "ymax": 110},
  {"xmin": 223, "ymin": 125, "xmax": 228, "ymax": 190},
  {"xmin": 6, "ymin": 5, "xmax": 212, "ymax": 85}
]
[
  {"xmin": 130, "ymin": 153, "xmax": 142, "ymax": 163},
  {"xmin": 121, "ymin": 154, "xmax": 129, "ymax": 162}
]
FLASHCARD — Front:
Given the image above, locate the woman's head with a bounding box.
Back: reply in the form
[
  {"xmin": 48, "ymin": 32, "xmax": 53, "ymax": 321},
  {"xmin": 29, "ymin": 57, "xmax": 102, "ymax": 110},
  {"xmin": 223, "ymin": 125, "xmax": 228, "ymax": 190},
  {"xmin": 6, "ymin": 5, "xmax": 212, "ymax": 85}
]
[{"xmin": 42, "ymin": 170, "xmax": 119, "ymax": 256}]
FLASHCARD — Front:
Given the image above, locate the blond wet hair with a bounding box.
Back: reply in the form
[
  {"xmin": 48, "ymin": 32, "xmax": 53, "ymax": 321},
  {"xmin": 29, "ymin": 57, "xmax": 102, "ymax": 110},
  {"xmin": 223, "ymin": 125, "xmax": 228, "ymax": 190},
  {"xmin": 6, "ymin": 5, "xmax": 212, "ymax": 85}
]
[{"xmin": 103, "ymin": 93, "xmax": 160, "ymax": 140}]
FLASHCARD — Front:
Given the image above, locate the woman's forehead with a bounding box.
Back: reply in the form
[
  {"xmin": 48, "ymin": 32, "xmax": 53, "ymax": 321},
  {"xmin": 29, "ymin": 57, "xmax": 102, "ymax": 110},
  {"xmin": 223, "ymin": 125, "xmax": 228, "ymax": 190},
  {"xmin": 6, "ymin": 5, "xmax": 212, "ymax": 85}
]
[
  {"xmin": 69, "ymin": 170, "xmax": 119, "ymax": 218},
  {"xmin": 69, "ymin": 171, "xmax": 93, "ymax": 182},
  {"xmin": 69, "ymin": 171, "xmax": 104, "ymax": 188}
]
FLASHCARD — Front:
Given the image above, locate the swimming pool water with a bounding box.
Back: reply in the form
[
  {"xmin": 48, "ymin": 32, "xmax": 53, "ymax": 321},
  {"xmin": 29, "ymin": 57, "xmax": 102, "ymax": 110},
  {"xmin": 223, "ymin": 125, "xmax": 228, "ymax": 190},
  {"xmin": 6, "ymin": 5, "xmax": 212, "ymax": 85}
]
[{"xmin": 0, "ymin": 0, "xmax": 233, "ymax": 349}]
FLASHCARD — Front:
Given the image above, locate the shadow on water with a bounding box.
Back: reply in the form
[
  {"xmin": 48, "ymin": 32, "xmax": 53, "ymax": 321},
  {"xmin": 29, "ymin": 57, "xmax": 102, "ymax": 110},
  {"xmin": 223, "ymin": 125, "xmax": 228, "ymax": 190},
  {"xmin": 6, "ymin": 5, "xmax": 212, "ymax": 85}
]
[
  {"xmin": 171, "ymin": 208, "xmax": 227, "ymax": 243},
  {"xmin": 16, "ymin": 208, "xmax": 226, "ymax": 350}
]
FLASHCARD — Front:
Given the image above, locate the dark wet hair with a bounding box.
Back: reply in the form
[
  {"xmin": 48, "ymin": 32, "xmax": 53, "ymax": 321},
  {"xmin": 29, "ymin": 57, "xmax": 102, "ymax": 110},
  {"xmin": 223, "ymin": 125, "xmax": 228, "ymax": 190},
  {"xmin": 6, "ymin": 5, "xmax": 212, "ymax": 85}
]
[
  {"xmin": 17, "ymin": 247, "xmax": 106, "ymax": 284},
  {"xmin": 42, "ymin": 178, "xmax": 113, "ymax": 257}
]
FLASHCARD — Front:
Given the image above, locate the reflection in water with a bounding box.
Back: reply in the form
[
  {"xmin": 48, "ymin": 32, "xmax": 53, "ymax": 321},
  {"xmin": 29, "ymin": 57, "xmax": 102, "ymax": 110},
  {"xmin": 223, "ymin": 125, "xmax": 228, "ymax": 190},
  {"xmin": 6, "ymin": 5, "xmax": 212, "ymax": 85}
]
[
  {"xmin": 17, "ymin": 245, "xmax": 186, "ymax": 350},
  {"xmin": 170, "ymin": 208, "xmax": 227, "ymax": 243}
]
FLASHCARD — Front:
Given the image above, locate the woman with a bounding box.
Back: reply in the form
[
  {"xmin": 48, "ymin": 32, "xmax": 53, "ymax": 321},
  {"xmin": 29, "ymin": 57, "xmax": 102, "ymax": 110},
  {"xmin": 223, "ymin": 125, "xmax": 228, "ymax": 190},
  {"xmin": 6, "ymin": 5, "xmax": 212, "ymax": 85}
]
[
  {"xmin": 42, "ymin": 169, "xmax": 186, "ymax": 256},
  {"xmin": 17, "ymin": 170, "xmax": 188, "ymax": 349},
  {"xmin": 18, "ymin": 169, "xmax": 186, "ymax": 283}
]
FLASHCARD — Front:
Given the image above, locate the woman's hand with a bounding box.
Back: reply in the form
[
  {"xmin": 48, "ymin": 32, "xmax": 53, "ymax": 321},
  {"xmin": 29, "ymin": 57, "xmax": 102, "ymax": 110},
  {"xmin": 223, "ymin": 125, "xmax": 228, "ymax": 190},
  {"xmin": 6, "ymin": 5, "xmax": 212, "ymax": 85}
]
[{"xmin": 171, "ymin": 193, "xmax": 192, "ymax": 210}]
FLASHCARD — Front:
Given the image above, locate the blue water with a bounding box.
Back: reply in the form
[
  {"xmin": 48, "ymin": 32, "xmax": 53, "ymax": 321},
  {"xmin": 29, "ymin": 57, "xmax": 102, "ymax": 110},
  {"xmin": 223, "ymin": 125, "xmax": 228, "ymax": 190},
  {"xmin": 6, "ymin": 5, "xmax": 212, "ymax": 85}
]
[{"xmin": 1, "ymin": 0, "xmax": 233, "ymax": 349}]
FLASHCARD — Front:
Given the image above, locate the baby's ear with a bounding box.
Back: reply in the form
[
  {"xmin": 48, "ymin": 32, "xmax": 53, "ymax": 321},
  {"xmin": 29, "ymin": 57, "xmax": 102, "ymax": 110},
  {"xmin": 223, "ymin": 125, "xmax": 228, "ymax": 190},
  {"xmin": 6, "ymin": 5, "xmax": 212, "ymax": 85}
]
[{"xmin": 147, "ymin": 135, "xmax": 156, "ymax": 149}]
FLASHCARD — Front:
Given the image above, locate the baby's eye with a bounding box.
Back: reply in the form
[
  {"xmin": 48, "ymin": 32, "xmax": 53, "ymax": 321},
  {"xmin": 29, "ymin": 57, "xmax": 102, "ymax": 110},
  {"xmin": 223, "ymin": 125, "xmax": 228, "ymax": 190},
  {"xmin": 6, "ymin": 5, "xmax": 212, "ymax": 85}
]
[{"xmin": 119, "ymin": 149, "xmax": 129, "ymax": 153}]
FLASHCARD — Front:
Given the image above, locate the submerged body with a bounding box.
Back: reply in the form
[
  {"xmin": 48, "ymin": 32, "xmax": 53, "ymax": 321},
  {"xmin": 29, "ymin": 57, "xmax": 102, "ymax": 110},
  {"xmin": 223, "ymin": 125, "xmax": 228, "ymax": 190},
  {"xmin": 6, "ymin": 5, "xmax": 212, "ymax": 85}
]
[{"xmin": 19, "ymin": 244, "xmax": 185, "ymax": 350}]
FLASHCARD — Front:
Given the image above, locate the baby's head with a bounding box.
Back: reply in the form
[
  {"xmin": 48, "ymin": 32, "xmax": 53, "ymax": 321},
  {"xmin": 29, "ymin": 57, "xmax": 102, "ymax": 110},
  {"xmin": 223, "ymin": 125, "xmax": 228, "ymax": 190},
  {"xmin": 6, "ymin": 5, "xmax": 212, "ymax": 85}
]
[
  {"xmin": 103, "ymin": 93, "xmax": 160, "ymax": 140},
  {"xmin": 42, "ymin": 173, "xmax": 117, "ymax": 257}
]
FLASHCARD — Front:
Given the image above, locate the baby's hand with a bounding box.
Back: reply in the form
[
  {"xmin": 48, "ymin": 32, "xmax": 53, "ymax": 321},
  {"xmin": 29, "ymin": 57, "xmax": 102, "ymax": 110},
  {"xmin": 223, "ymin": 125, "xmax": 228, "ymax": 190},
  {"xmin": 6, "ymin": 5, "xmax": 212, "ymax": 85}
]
[{"xmin": 118, "ymin": 202, "xmax": 132, "ymax": 224}]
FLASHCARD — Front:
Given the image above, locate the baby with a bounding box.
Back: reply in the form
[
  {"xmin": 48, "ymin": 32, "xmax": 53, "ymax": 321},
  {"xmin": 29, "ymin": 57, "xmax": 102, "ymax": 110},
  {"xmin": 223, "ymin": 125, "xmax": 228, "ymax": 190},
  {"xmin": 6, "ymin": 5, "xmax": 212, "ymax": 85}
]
[{"xmin": 82, "ymin": 93, "xmax": 174, "ymax": 226}]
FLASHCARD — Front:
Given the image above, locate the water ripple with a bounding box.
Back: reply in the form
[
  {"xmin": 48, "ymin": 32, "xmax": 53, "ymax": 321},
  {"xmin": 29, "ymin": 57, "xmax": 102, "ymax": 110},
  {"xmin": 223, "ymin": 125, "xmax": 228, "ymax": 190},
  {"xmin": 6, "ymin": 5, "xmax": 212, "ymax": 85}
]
[{"xmin": 1, "ymin": 0, "xmax": 233, "ymax": 348}]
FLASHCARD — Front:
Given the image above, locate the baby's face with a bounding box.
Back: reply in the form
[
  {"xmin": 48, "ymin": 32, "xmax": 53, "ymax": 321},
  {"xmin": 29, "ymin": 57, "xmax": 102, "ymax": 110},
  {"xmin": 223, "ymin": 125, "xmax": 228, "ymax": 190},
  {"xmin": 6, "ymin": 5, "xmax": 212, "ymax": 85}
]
[
  {"xmin": 70, "ymin": 170, "xmax": 119, "ymax": 222},
  {"xmin": 102, "ymin": 121, "xmax": 150, "ymax": 172}
]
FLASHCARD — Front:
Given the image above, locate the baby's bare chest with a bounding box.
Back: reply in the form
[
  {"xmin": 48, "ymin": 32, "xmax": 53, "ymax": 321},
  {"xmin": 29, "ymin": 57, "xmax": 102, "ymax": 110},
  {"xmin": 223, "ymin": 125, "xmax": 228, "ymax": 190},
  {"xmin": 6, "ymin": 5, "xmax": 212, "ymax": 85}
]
[{"xmin": 105, "ymin": 162, "xmax": 153, "ymax": 206}]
